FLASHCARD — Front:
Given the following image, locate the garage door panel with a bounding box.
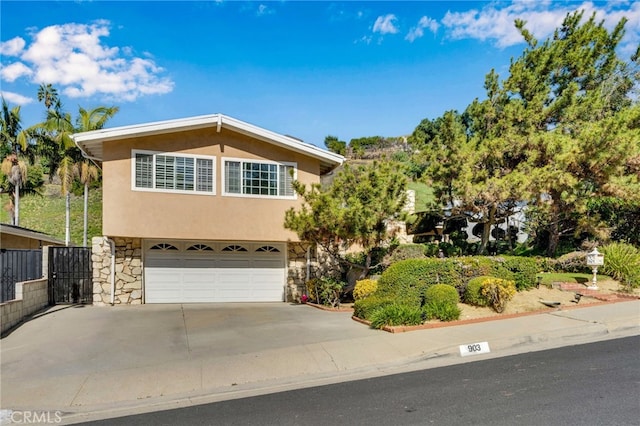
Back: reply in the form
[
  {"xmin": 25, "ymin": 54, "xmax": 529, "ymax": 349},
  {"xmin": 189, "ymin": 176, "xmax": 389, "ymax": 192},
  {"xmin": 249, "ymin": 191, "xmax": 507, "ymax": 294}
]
[{"xmin": 144, "ymin": 242, "xmax": 285, "ymax": 303}]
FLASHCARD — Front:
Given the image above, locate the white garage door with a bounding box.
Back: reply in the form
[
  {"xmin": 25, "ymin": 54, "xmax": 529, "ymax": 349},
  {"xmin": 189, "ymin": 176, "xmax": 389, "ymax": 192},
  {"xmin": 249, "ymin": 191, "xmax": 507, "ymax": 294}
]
[{"xmin": 144, "ymin": 241, "xmax": 286, "ymax": 303}]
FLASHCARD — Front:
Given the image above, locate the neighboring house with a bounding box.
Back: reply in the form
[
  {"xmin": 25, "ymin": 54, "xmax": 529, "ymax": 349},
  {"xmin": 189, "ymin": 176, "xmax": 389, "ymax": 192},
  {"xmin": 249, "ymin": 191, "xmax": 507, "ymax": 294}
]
[
  {"xmin": 72, "ymin": 114, "xmax": 344, "ymax": 305},
  {"xmin": 0, "ymin": 224, "xmax": 65, "ymax": 249}
]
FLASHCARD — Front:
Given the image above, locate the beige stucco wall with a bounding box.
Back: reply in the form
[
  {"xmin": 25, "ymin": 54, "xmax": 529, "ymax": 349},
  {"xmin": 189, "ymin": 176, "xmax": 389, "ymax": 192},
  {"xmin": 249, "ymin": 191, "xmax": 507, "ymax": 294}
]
[
  {"xmin": 102, "ymin": 127, "xmax": 321, "ymax": 242},
  {"xmin": 0, "ymin": 233, "xmax": 62, "ymax": 249}
]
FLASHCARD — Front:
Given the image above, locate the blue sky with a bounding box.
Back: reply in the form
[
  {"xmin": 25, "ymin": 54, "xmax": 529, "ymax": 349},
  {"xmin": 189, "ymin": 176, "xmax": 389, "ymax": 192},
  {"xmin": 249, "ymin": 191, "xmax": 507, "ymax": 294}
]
[{"xmin": 1, "ymin": 1, "xmax": 639, "ymax": 148}]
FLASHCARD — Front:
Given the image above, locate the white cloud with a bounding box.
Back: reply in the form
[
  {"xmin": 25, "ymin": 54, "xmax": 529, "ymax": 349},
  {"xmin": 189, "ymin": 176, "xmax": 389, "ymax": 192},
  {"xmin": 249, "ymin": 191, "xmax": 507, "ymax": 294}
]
[
  {"xmin": 373, "ymin": 14, "xmax": 399, "ymax": 35},
  {"xmin": 441, "ymin": 1, "xmax": 640, "ymax": 52},
  {"xmin": 0, "ymin": 91, "xmax": 34, "ymax": 105},
  {"xmin": 0, "ymin": 62, "xmax": 33, "ymax": 82},
  {"xmin": 0, "ymin": 37, "xmax": 26, "ymax": 56},
  {"xmin": 406, "ymin": 16, "xmax": 440, "ymax": 42},
  {"xmin": 0, "ymin": 21, "xmax": 174, "ymax": 102}
]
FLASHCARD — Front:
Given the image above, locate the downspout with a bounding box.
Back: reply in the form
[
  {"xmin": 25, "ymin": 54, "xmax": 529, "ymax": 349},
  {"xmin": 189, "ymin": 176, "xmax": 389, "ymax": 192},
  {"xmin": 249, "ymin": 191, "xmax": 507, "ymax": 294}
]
[
  {"xmin": 306, "ymin": 245, "xmax": 311, "ymax": 282},
  {"xmin": 104, "ymin": 237, "xmax": 116, "ymax": 306}
]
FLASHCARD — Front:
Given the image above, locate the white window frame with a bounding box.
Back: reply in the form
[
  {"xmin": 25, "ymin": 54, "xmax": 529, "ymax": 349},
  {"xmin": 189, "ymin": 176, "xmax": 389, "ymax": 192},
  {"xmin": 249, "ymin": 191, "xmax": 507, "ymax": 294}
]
[
  {"xmin": 221, "ymin": 157, "xmax": 297, "ymax": 200},
  {"xmin": 131, "ymin": 149, "xmax": 216, "ymax": 195}
]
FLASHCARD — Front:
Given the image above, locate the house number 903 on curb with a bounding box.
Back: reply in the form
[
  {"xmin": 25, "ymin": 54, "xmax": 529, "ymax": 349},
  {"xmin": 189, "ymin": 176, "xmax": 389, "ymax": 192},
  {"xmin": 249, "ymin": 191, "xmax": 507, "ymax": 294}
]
[{"xmin": 459, "ymin": 341, "xmax": 490, "ymax": 357}]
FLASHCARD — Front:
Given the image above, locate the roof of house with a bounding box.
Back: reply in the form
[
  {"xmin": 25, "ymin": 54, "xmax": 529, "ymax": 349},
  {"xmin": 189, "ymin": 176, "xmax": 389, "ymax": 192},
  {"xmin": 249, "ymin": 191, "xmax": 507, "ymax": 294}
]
[
  {"xmin": 72, "ymin": 113, "xmax": 344, "ymax": 174},
  {"xmin": 0, "ymin": 223, "xmax": 65, "ymax": 246}
]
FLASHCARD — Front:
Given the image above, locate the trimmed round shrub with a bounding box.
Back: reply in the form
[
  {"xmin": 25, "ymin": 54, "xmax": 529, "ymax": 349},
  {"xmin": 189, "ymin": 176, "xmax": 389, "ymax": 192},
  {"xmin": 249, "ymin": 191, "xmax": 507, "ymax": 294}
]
[
  {"xmin": 353, "ymin": 279, "xmax": 378, "ymax": 301},
  {"xmin": 424, "ymin": 283, "xmax": 459, "ymax": 306},
  {"xmin": 369, "ymin": 304, "xmax": 424, "ymax": 329},
  {"xmin": 353, "ymin": 295, "xmax": 395, "ymax": 320},
  {"xmin": 553, "ymin": 251, "xmax": 590, "ymax": 273},
  {"xmin": 481, "ymin": 278, "xmax": 516, "ymax": 313},
  {"xmin": 464, "ymin": 276, "xmax": 492, "ymax": 307},
  {"xmin": 423, "ymin": 284, "xmax": 460, "ymax": 322}
]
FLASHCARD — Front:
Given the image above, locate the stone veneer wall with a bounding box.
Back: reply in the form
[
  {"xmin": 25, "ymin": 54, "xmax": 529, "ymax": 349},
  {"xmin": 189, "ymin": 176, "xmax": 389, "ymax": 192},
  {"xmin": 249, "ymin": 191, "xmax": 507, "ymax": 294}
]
[
  {"xmin": 287, "ymin": 242, "xmax": 341, "ymax": 302},
  {"xmin": 92, "ymin": 236, "xmax": 143, "ymax": 305}
]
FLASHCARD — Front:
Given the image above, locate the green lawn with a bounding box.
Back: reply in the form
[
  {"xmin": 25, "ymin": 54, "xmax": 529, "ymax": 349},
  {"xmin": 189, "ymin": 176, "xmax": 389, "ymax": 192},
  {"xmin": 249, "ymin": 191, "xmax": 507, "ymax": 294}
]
[
  {"xmin": 407, "ymin": 181, "xmax": 434, "ymax": 212},
  {"xmin": 537, "ymin": 272, "xmax": 611, "ymax": 285},
  {"xmin": 1, "ymin": 184, "xmax": 102, "ymax": 246}
]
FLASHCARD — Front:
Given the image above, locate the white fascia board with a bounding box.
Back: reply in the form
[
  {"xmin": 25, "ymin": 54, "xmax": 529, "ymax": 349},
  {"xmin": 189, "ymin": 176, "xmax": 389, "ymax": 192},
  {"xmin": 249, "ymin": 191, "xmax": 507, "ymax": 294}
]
[{"xmin": 72, "ymin": 113, "xmax": 344, "ymax": 167}]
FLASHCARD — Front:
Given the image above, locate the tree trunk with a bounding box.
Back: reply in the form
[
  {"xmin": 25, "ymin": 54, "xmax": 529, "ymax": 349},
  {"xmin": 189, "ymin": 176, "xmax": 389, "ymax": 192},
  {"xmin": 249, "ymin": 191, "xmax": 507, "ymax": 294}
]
[
  {"xmin": 546, "ymin": 190, "xmax": 561, "ymax": 257},
  {"xmin": 83, "ymin": 182, "xmax": 89, "ymax": 247},
  {"xmin": 65, "ymin": 192, "xmax": 71, "ymax": 246},
  {"xmin": 14, "ymin": 184, "xmax": 19, "ymax": 226},
  {"xmin": 477, "ymin": 204, "xmax": 497, "ymax": 255}
]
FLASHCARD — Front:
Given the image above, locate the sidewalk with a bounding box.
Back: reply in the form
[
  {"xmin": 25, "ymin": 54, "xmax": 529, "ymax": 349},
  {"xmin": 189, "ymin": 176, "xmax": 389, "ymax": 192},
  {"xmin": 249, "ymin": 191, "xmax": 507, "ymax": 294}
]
[{"xmin": 1, "ymin": 299, "xmax": 639, "ymax": 425}]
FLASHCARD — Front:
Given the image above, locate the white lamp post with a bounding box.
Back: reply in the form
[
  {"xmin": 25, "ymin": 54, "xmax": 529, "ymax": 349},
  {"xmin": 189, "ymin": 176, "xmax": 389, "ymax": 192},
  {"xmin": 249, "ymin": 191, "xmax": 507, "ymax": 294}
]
[{"xmin": 586, "ymin": 247, "xmax": 604, "ymax": 290}]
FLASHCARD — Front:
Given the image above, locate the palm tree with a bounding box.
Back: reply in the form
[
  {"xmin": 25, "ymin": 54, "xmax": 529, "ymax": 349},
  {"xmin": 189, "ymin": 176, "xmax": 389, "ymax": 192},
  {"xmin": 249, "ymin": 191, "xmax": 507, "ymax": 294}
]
[
  {"xmin": 74, "ymin": 106, "xmax": 119, "ymax": 246},
  {"xmin": 33, "ymin": 90, "xmax": 119, "ymax": 245},
  {"xmin": 0, "ymin": 99, "xmax": 30, "ymax": 226}
]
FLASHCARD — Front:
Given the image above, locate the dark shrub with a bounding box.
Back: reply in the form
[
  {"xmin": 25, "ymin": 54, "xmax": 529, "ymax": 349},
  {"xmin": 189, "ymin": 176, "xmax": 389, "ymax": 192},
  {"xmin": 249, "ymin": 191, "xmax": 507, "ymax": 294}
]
[
  {"xmin": 497, "ymin": 256, "xmax": 540, "ymax": 290},
  {"xmin": 553, "ymin": 251, "xmax": 590, "ymax": 273}
]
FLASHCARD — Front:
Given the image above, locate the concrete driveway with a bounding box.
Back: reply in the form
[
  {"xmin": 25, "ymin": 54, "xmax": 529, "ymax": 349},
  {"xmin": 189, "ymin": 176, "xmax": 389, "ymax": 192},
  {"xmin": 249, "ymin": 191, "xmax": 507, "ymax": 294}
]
[{"xmin": 2, "ymin": 300, "xmax": 638, "ymax": 424}]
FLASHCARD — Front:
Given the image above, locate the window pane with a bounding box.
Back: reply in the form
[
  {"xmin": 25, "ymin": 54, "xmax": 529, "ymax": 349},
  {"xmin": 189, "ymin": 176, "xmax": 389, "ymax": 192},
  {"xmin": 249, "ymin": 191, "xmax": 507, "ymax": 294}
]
[
  {"xmin": 225, "ymin": 161, "xmax": 241, "ymax": 193},
  {"xmin": 155, "ymin": 155, "xmax": 175, "ymax": 190},
  {"xmin": 279, "ymin": 165, "xmax": 294, "ymax": 197},
  {"xmin": 175, "ymin": 157, "xmax": 194, "ymax": 190},
  {"xmin": 135, "ymin": 153, "xmax": 153, "ymax": 188},
  {"xmin": 196, "ymin": 159, "xmax": 213, "ymax": 192}
]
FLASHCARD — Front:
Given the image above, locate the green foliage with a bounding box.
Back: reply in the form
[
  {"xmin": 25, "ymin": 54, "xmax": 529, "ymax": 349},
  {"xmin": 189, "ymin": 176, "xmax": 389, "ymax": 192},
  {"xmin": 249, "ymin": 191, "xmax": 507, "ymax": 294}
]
[
  {"xmin": 424, "ymin": 302, "xmax": 461, "ymax": 322},
  {"xmin": 305, "ymin": 277, "xmax": 345, "ymax": 307},
  {"xmin": 285, "ymin": 161, "xmax": 408, "ymax": 275},
  {"xmin": 324, "ymin": 135, "xmax": 346, "ymax": 156},
  {"xmin": 424, "ymin": 284, "xmax": 459, "ymax": 305},
  {"xmin": 353, "ymin": 279, "xmax": 378, "ymax": 301},
  {"xmin": 495, "ymin": 256, "xmax": 539, "ymax": 290},
  {"xmin": 552, "ymin": 252, "xmax": 591, "ymax": 274},
  {"xmin": 422, "ymin": 283, "xmax": 460, "ymax": 321},
  {"xmin": 586, "ymin": 197, "xmax": 640, "ymax": 246},
  {"xmin": 601, "ymin": 243, "xmax": 640, "ymax": 289},
  {"xmin": 481, "ymin": 278, "xmax": 516, "ymax": 313},
  {"xmin": 384, "ymin": 244, "xmax": 426, "ymax": 264},
  {"xmin": 464, "ymin": 276, "xmax": 492, "ymax": 307},
  {"xmin": 0, "ymin": 185, "xmax": 102, "ymax": 245},
  {"xmin": 352, "ymin": 295, "xmax": 396, "ymax": 320},
  {"xmin": 369, "ymin": 304, "xmax": 424, "ymax": 329}
]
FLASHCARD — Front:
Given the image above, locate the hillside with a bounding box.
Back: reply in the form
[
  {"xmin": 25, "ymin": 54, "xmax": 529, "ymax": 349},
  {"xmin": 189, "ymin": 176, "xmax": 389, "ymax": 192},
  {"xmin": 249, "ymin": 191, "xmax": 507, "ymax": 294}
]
[{"xmin": 1, "ymin": 184, "xmax": 102, "ymax": 246}]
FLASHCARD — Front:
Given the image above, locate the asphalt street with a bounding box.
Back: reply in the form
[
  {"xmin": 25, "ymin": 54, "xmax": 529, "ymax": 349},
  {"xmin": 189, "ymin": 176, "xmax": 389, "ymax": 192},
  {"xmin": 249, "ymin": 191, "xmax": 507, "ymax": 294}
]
[{"xmin": 85, "ymin": 335, "xmax": 640, "ymax": 426}]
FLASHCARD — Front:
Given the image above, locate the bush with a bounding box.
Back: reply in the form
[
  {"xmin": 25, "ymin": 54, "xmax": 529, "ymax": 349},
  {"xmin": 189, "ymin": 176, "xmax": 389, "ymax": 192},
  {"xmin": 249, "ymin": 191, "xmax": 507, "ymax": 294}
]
[
  {"xmin": 384, "ymin": 244, "xmax": 426, "ymax": 264},
  {"xmin": 353, "ymin": 279, "xmax": 378, "ymax": 301},
  {"xmin": 305, "ymin": 277, "xmax": 344, "ymax": 307},
  {"xmin": 497, "ymin": 256, "xmax": 539, "ymax": 290},
  {"xmin": 424, "ymin": 302, "xmax": 461, "ymax": 322},
  {"xmin": 601, "ymin": 243, "xmax": 640, "ymax": 290},
  {"xmin": 424, "ymin": 284, "xmax": 459, "ymax": 306},
  {"xmin": 423, "ymin": 284, "xmax": 460, "ymax": 321},
  {"xmin": 464, "ymin": 276, "xmax": 492, "ymax": 307},
  {"xmin": 369, "ymin": 304, "xmax": 424, "ymax": 329},
  {"xmin": 481, "ymin": 278, "xmax": 516, "ymax": 313},
  {"xmin": 553, "ymin": 251, "xmax": 590, "ymax": 273},
  {"xmin": 353, "ymin": 295, "xmax": 396, "ymax": 320}
]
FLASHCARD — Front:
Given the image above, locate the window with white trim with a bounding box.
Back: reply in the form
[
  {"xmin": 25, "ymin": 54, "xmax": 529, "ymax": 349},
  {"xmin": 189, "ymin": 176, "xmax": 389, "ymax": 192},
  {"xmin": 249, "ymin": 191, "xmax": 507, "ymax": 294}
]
[
  {"xmin": 223, "ymin": 158, "xmax": 296, "ymax": 198},
  {"xmin": 133, "ymin": 150, "xmax": 215, "ymax": 194}
]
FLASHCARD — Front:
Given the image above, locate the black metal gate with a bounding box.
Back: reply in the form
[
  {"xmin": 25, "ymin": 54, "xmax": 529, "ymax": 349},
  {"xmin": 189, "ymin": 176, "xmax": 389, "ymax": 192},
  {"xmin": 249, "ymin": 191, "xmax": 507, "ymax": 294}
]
[
  {"xmin": 48, "ymin": 247, "xmax": 93, "ymax": 304},
  {"xmin": 0, "ymin": 249, "xmax": 43, "ymax": 302}
]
